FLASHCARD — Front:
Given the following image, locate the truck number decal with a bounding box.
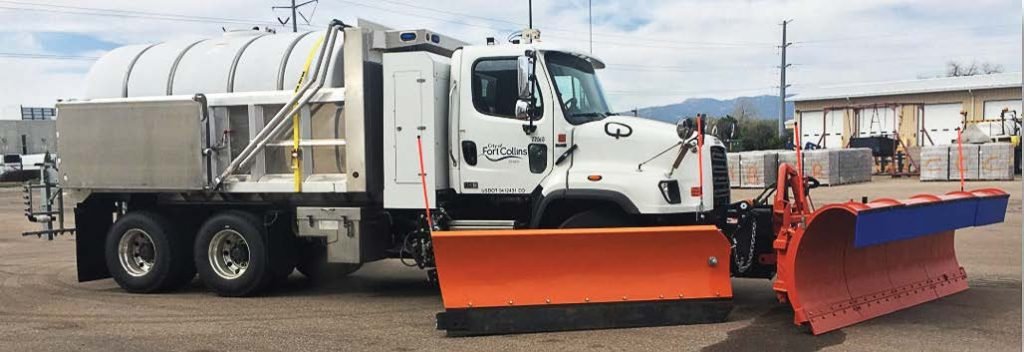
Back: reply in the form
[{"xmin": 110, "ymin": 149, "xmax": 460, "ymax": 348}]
[{"xmin": 481, "ymin": 187, "xmax": 527, "ymax": 194}]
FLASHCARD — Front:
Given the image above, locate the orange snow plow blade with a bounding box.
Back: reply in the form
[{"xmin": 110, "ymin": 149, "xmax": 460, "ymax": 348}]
[
  {"xmin": 773, "ymin": 188, "xmax": 1009, "ymax": 335},
  {"xmin": 432, "ymin": 226, "xmax": 733, "ymax": 336}
]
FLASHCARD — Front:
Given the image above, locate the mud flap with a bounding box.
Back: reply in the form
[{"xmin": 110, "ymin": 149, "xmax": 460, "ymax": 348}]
[
  {"xmin": 773, "ymin": 188, "xmax": 1009, "ymax": 335},
  {"xmin": 431, "ymin": 226, "xmax": 734, "ymax": 336},
  {"xmin": 75, "ymin": 199, "xmax": 115, "ymax": 282}
]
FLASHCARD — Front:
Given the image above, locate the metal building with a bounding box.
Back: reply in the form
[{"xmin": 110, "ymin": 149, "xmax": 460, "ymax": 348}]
[
  {"xmin": 0, "ymin": 120, "xmax": 57, "ymax": 155},
  {"xmin": 791, "ymin": 73, "xmax": 1021, "ymax": 148}
]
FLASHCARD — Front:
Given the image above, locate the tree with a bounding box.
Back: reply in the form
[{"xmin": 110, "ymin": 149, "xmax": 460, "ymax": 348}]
[
  {"xmin": 718, "ymin": 99, "xmax": 792, "ymax": 151},
  {"xmin": 731, "ymin": 99, "xmax": 756, "ymax": 120},
  {"xmin": 946, "ymin": 60, "xmax": 1004, "ymax": 77}
]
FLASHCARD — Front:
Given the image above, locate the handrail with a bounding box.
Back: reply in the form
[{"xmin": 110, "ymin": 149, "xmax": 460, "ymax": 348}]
[
  {"xmin": 213, "ymin": 20, "xmax": 346, "ymax": 187},
  {"xmin": 236, "ymin": 21, "xmax": 343, "ymax": 170},
  {"xmin": 234, "ymin": 26, "xmax": 339, "ymax": 170}
]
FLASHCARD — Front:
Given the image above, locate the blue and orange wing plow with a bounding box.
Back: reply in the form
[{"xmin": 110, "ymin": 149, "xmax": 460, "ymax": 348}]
[{"xmin": 773, "ymin": 187, "xmax": 1009, "ymax": 334}]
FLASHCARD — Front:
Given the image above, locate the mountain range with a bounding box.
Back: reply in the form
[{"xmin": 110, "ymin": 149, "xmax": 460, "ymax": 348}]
[{"xmin": 634, "ymin": 95, "xmax": 795, "ymax": 123}]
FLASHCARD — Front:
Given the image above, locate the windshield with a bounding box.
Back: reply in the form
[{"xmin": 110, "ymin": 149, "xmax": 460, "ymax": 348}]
[{"xmin": 544, "ymin": 51, "xmax": 612, "ymax": 125}]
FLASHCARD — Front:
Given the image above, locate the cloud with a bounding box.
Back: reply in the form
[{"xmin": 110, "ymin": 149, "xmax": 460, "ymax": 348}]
[
  {"xmin": 34, "ymin": 32, "xmax": 120, "ymax": 54},
  {"xmin": 0, "ymin": 0, "xmax": 1019, "ymax": 117}
]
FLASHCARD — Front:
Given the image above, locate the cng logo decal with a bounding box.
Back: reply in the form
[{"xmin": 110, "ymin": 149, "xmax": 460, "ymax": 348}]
[
  {"xmin": 481, "ymin": 143, "xmax": 527, "ymax": 162},
  {"xmin": 604, "ymin": 122, "xmax": 633, "ymax": 139}
]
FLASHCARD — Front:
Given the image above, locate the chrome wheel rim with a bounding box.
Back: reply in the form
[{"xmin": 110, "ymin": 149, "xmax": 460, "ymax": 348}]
[
  {"xmin": 118, "ymin": 229, "xmax": 156, "ymax": 277},
  {"xmin": 208, "ymin": 229, "xmax": 249, "ymax": 280}
]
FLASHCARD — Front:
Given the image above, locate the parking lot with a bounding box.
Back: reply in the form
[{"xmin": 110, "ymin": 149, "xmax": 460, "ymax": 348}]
[{"xmin": 0, "ymin": 177, "xmax": 1019, "ymax": 352}]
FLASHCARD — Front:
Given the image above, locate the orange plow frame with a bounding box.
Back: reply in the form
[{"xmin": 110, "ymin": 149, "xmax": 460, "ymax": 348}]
[{"xmin": 432, "ymin": 226, "xmax": 733, "ymax": 336}]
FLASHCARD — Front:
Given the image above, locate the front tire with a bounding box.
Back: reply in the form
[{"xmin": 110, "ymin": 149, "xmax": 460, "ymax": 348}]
[
  {"xmin": 194, "ymin": 211, "xmax": 273, "ymax": 297},
  {"xmin": 558, "ymin": 209, "xmax": 634, "ymax": 228},
  {"xmin": 105, "ymin": 211, "xmax": 195, "ymax": 293}
]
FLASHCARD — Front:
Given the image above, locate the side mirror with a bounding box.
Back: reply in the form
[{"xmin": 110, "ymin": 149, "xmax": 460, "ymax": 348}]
[
  {"xmin": 517, "ymin": 51, "xmax": 538, "ymax": 134},
  {"xmin": 517, "ymin": 55, "xmax": 534, "ymax": 100}
]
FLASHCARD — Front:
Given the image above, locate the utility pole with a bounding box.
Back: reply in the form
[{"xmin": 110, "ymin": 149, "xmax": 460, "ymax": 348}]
[
  {"xmin": 274, "ymin": 0, "xmax": 318, "ymax": 33},
  {"xmin": 778, "ymin": 19, "xmax": 793, "ymax": 137},
  {"xmin": 588, "ymin": 0, "xmax": 593, "ymax": 54},
  {"xmin": 528, "ymin": 0, "xmax": 533, "ymax": 29}
]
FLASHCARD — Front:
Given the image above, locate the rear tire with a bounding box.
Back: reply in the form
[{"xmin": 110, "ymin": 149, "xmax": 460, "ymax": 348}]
[
  {"xmin": 558, "ymin": 209, "xmax": 634, "ymax": 228},
  {"xmin": 105, "ymin": 211, "xmax": 195, "ymax": 293},
  {"xmin": 194, "ymin": 211, "xmax": 272, "ymax": 297}
]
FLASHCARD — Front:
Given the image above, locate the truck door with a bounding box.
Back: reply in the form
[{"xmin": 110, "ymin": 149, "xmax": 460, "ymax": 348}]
[{"xmin": 456, "ymin": 56, "xmax": 554, "ymax": 195}]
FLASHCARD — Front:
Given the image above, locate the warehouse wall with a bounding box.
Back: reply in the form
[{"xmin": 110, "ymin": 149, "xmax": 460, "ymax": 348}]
[
  {"xmin": 794, "ymin": 87, "xmax": 1021, "ymax": 148},
  {"xmin": 0, "ymin": 120, "xmax": 57, "ymax": 155}
]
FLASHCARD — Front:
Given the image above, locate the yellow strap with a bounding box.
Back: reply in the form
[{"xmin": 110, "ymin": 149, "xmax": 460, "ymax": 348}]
[{"xmin": 291, "ymin": 36, "xmax": 325, "ymax": 192}]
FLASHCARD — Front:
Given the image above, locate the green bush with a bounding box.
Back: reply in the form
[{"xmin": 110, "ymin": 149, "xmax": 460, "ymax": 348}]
[{"xmin": 734, "ymin": 118, "xmax": 790, "ymax": 152}]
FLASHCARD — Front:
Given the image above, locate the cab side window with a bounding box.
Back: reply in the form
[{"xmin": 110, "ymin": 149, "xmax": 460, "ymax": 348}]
[{"xmin": 471, "ymin": 58, "xmax": 542, "ymax": 119}]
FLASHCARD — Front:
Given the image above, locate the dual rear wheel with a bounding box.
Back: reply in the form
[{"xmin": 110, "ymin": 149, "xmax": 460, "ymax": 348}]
[
  {"xmin": 192, "ymin": 211, "xmax": 279, "ymax": 297},
  {"xmin": 105, "ymin": 209, "xmax": 352, "ymax": 297},
  {"xmin": 104, "ymin": 211, "xmax": 195, "ymax": 293}
]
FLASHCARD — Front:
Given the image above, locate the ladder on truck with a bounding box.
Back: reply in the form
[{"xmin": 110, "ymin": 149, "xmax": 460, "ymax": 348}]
[{"xmin": 22, "ymin": 153, "xmax": 75, "ymax": 240}]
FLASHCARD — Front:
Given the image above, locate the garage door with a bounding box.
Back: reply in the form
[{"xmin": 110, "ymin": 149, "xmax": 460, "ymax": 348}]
[
  {"xmin": 921, "ymin": 103, "xmax": 962, "ymax": 145},
  {"xmin": 980, "ymin": 100, "xmax": 1022, "ymax": 137},
  {"xmin": 856, "ymin": 107, "xmax": 897, "ymax": 137},
  {"xmin": 824, "ymin": 109, "xmax": 844, "ymax": 148},
  {"xmin": 799, "ymin": 111, "xmax": 825, "ymax": 147},
  {"xmin": 800, "ymin": 110, "xmax": 845, "ymax": 148}
]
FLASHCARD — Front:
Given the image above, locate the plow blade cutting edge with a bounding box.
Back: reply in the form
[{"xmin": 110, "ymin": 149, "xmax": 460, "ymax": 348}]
[
  {"xmin": 774, "ymin": 188, "xmax": 1009, "ymax": 335},
  {"xmin": 432, "ymin": 226, "xmax": 733, "ymax": 336}
]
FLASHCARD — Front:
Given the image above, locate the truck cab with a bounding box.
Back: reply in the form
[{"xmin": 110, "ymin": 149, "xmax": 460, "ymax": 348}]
[{"xmin": 384, "ymin": 42, "xmax": 729, "ymax": 229}]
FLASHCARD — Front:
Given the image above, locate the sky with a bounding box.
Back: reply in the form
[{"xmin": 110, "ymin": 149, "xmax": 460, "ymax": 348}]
[{"xmin": 0, "ymin": 0, "xmax": 1021, "ymax": 119}]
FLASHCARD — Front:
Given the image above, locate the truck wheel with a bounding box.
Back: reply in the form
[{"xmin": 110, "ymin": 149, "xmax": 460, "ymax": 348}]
[
  {"xmin": 558, "ymin": 209, "xmax": 634, "ymax": 228},
  {"xmin": 296, "ymin": 243, "xmax": 362, "ymax": 283},
  {"xmin": 194, "ymin": 211, "xmax": 272, "ymax": 297},
  {"xmin": 105, "ymin": 211, "xmax": 195, "ymax": 293}
]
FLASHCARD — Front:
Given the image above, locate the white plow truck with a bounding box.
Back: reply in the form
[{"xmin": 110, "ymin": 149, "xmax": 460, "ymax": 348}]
[{"xmin": 28, "ymin": 20, "xmax": 729, "ymax": 296}]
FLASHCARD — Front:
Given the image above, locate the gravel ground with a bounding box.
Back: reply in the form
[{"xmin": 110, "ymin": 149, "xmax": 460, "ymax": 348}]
[{"xmin": 0, "ymin": 176, "xmax": 1019, "ymax": 351}]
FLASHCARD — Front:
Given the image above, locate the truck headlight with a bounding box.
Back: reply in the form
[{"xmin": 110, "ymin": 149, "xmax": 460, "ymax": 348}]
[{"xmin": 658, "ymin": 180, "xmax": 681, "ymax": 204}]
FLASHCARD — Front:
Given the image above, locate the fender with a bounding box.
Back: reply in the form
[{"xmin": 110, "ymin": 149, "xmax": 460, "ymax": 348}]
[{"xmin": 529, "ymin": 187, "xmax": 640, "ymax": 228}]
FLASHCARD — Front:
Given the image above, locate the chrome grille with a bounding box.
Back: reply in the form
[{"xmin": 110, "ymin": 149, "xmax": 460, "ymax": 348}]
[{"xmin": 710, "ymin": 146, "xmax": 730, "ymax": 209}]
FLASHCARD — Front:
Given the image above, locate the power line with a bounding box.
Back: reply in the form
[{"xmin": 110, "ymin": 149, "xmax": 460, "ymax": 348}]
[
  {"xmin": 796, "ymin": 23, "xmax": 1018, "ymax": 45},
  {"xmin": 0, "ymin": 1, "xmax": 315, "ymax": 29},
  {"xmin": 333, "ymin": 0, "xmax": 772, "ymax": 50},
  {"xmin": 273, "ymin": 0, "xmax": 319, "ymax": 32},
  {"xmin": 366, "ymin": 0, "xmax": 771, "ymax": 47},
  {"xmin": 792, "ymin": 48, "xmax": 1020, "ymax": 67},
  {"xmin": 334, "ymin": 0, "xmax": 512, "ymax": 32},
  {"xmin": 2, "ymin": 0, "xmax": 765, "ymax": 49}
]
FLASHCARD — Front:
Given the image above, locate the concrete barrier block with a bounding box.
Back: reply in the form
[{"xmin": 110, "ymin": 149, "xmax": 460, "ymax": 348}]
[
  {"xmin": 738, "ymin": 151, "xmax": 779, "ymax": 189},
  {"xmin": 948, "ymin": 144, "xmax": 980, "ymax": 180},
  {"xmin": 920, "ymin": 145, "xmax": 950, "ymax": 181},
  {"xmin": 727, "ymin": 152, "xmax": 742, "ymax": 188},
  {"xmin": 978, "ymin": 143, "xmax": 1014, "ymax": 180}
]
